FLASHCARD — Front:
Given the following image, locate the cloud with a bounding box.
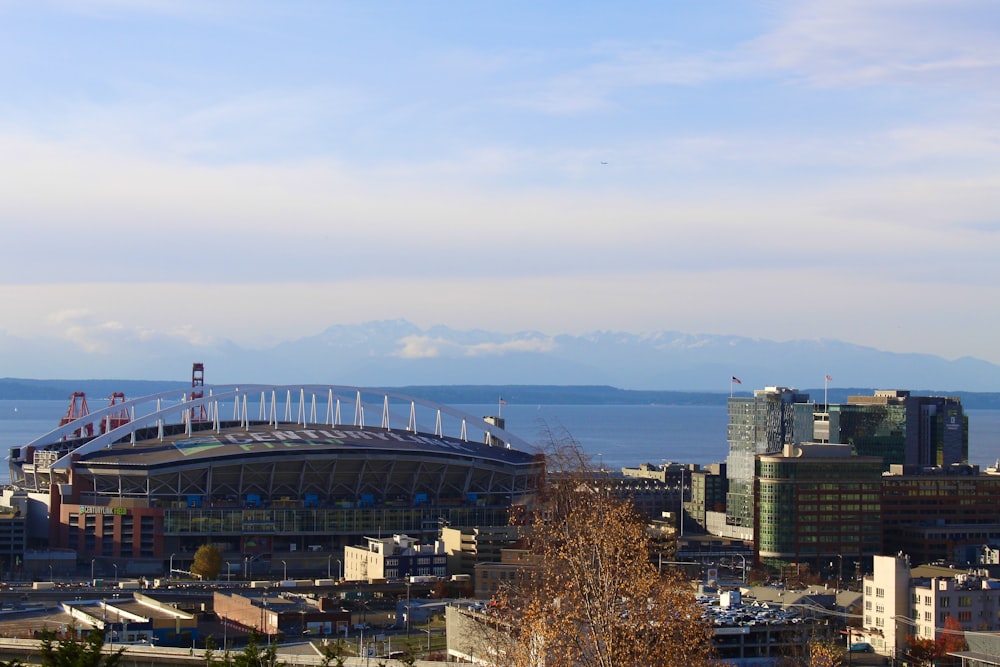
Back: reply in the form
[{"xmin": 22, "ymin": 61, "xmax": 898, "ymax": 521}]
[
  {"xmin": 22, "ymin": 0, "xmax": 247, "ymax": 20},
  {"xmin": 504, "ymin": 42, "xmax": 752, "ymax": 116},
  {"xmin": 393, "ymin": 335, "xmax": 557, "ymax": 360},
  {"xmin": 38, "ymin": 306, "xmax": 219, "ymax": 356},
  {"xmin": 753, "ymin": 0, "xmax": 1000, "ymax": 89}
]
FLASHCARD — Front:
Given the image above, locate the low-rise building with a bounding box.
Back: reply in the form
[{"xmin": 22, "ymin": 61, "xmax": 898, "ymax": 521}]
[
  {"xmin": 474, "ymin": 548, "xmax": 539, "ymax": 600},
  {"xmin": 62, "ymin": 592, "xmax": 197, "ymax": 646},
  {"xmin": 881, "ymin": 464, "xmax": 1000, "ymax": 564},
  {"xmin": 344, "ymin": 534, "xmax": 446, "ymax": 582},
  {"xmin": 950, "ymin": 633, "xmax": 1000, "ymax": 667},
  {"xmin": 440, "ymin": 525, "xmax": 517, "ymax": 576},
  {"xmin": 685, "ymin": 463, "xmax": 727, "ymax": 532},
  {"xmin": 214, "ymin": 591, "xmax": 351, "ymax": 640}
]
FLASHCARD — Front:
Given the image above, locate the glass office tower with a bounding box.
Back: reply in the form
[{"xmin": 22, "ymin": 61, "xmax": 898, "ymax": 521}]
[{"xmin": 725, "ymin": 387, "xmax": 814, "ymax": 529}]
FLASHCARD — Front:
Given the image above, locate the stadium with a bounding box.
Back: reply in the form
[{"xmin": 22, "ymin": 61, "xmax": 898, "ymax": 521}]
[{"xmin": 4, "ymin": 379, "xmax": 544, "ymax": 578}]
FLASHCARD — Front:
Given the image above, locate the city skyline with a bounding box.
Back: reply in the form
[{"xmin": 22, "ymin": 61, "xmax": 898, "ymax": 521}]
[{"xmin": 1, "ymin": 2, "xmax": 998, "ymax": 374}]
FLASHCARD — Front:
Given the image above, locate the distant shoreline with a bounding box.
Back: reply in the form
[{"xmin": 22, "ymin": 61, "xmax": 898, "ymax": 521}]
[{"xmin": 2, "ymin": 379, "xmax": 999, "ymax": 409}]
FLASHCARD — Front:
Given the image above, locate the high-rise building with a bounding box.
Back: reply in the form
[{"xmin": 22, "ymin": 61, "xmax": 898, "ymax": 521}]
[
  {"xmin": 756, "ymin": 443, "xmax": 883, "ymax": 571},
  {"xmin": 829, "ymin": 390, "xmax": 967, "ymax": 468},
  {"xmin": 725, "ymin": 387, "xmax": 814, "ymax": 530}
]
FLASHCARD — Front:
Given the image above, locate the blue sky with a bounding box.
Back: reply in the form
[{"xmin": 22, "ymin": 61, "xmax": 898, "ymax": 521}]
[{"xmin": 1, "ymin": 1, "xmax": 999, "ymax": 373}]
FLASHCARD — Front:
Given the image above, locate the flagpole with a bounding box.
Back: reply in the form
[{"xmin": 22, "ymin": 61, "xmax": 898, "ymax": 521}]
[{"xmin": 824, "ymin": 375, "xmax": 829, "ymax": 408}]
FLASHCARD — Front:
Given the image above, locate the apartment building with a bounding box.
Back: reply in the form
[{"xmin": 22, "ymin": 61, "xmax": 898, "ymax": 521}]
[
  {"xmin": 343, "ymin": 534, "xmax": 447, "ymax": 582},
  {"xmin": 861, "ymin": 554, "xmax": 1000, "ymax": 658}
]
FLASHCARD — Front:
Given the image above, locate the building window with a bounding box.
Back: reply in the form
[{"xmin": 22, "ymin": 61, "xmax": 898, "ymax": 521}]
[{"xmin": 876, "ymin": 587, "xmax": 885, "ymax": 598}]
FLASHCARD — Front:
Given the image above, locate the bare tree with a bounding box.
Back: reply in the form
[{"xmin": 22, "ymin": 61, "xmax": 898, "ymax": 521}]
[
  {"xmin": 806, "ymin": 636, "xmax": 844, "ymax": 667},
  {"xmin": 492, "ymin": 435, "xmax": 715, "ymax": 667}
]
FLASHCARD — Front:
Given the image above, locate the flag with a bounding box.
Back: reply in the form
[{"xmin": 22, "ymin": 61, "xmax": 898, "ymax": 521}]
[
  {"xmin": 731, "ymin": 376, "xmax": 742, "ymax": 384},
  {"xmin": 499, "ymin": 397, "xmax": 508, "ymax": 405},
  {"xmin": 825, "ymin": 375, "xmax": 833, "ymax": 381}
]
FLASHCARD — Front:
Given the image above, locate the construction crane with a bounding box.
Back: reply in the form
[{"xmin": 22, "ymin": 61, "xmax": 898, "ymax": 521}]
[
  {"xmin": 58, "ymin": 392, "xmax": 94, "ymax": 440},
  {"xmin": 100, "ymin": 392, "xmax": 131, "ymax": 433},
  {"xmin": 190, "ymin": 362, "xmax": 207, "ymax": 422}
]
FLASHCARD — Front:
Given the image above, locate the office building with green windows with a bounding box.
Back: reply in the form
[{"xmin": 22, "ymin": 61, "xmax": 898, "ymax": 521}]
[
  {"xmin": 756, "ymin": 443, "xmax": 883, "ymax": 571},
  {"xmin": 828, "ymin": 390, "xmax": 967, "ymax": 468}
]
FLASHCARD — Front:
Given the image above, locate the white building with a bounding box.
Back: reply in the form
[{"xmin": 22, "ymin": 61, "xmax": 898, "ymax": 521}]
[
  {"xmin": 862, "ymin": 554, "xmax": 1000, "ymax": 658},
  {"xmin": 344, "ymin": 534, "xmax": 447, "ymax": 582}
]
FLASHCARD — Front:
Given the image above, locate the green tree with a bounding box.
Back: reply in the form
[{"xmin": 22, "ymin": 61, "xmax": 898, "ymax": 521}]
[
  {"xmin": 191, "ymin": 543, "xmax": 223, "ymax": 581},
  {"xmin": 317, "ymin": 638, "xmax": 348, "ymax": 667},
  {"xmin": 231, "ymin": 632, "xmax": 283, "ymax": 667},
  {"xmin": 204, "ymin": 634, "xmax": 235, "ymax": 667},
  {"xmin": 38, "ymin": 630, "xmax": 125, "ymax": 667}
]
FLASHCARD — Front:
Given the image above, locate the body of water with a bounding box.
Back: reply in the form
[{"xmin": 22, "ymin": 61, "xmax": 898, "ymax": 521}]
[{"xmin": 1, "ymin": 400, "xmax": 999, "ymax": 484}]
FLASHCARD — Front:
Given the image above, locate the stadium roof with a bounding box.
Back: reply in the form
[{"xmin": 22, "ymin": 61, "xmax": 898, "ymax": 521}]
[{"xmin": 22, "ymin": 384, "xmax": 536, "ymax": 472}]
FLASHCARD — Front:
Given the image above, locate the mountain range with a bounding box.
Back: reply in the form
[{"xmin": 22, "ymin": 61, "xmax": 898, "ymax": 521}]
[{"xmin": 0, "ymin": 319, "xmax": 998, "ymax": 396}]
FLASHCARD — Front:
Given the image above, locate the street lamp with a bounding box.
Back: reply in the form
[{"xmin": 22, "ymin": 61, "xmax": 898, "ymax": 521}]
[
  {"xmin": 49, "ymin": 564, "xmax": 53, "ymax": 581},
  {"xmin": 835, "ymin": 554, "xmax": 844, "ymax": 593},
  {"xmin": 336, "ymin": 559, "xmax": 342, "ymax": 580},
  {"xmin": 113, "ymin": 563, "xmax": 118, "ymax": 584},
  {"xmin": 734, "ymin": 553, "xmax": 747, "ymax": 584},
  {"xmin": 91, "ymin": 558, "xmax": 95, "ymax": 582},
  {"xmin": 226, "ymin": 562, "xmax": 231, "ymax": 583},
  {"xmin": 169, "ymin": 553, "xmax": 175, "ymax": 578},
  {"xmin": 405, "ymin": 581, "xmax": 412, "ymax": 639},
  {"xmin": 679, "ymin": 465, "xmax": 686, "ymax": 538},
  {"xmin": 282, "ymin": 560, "xmax": 287, "ymax": 581},
  {"xmin": 264, "ymin": 588, "xmax": 271, "ymax": 646},
  {"xmin": 327, "ymin": 554, "xmax": 332, "ymax": 579}
]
